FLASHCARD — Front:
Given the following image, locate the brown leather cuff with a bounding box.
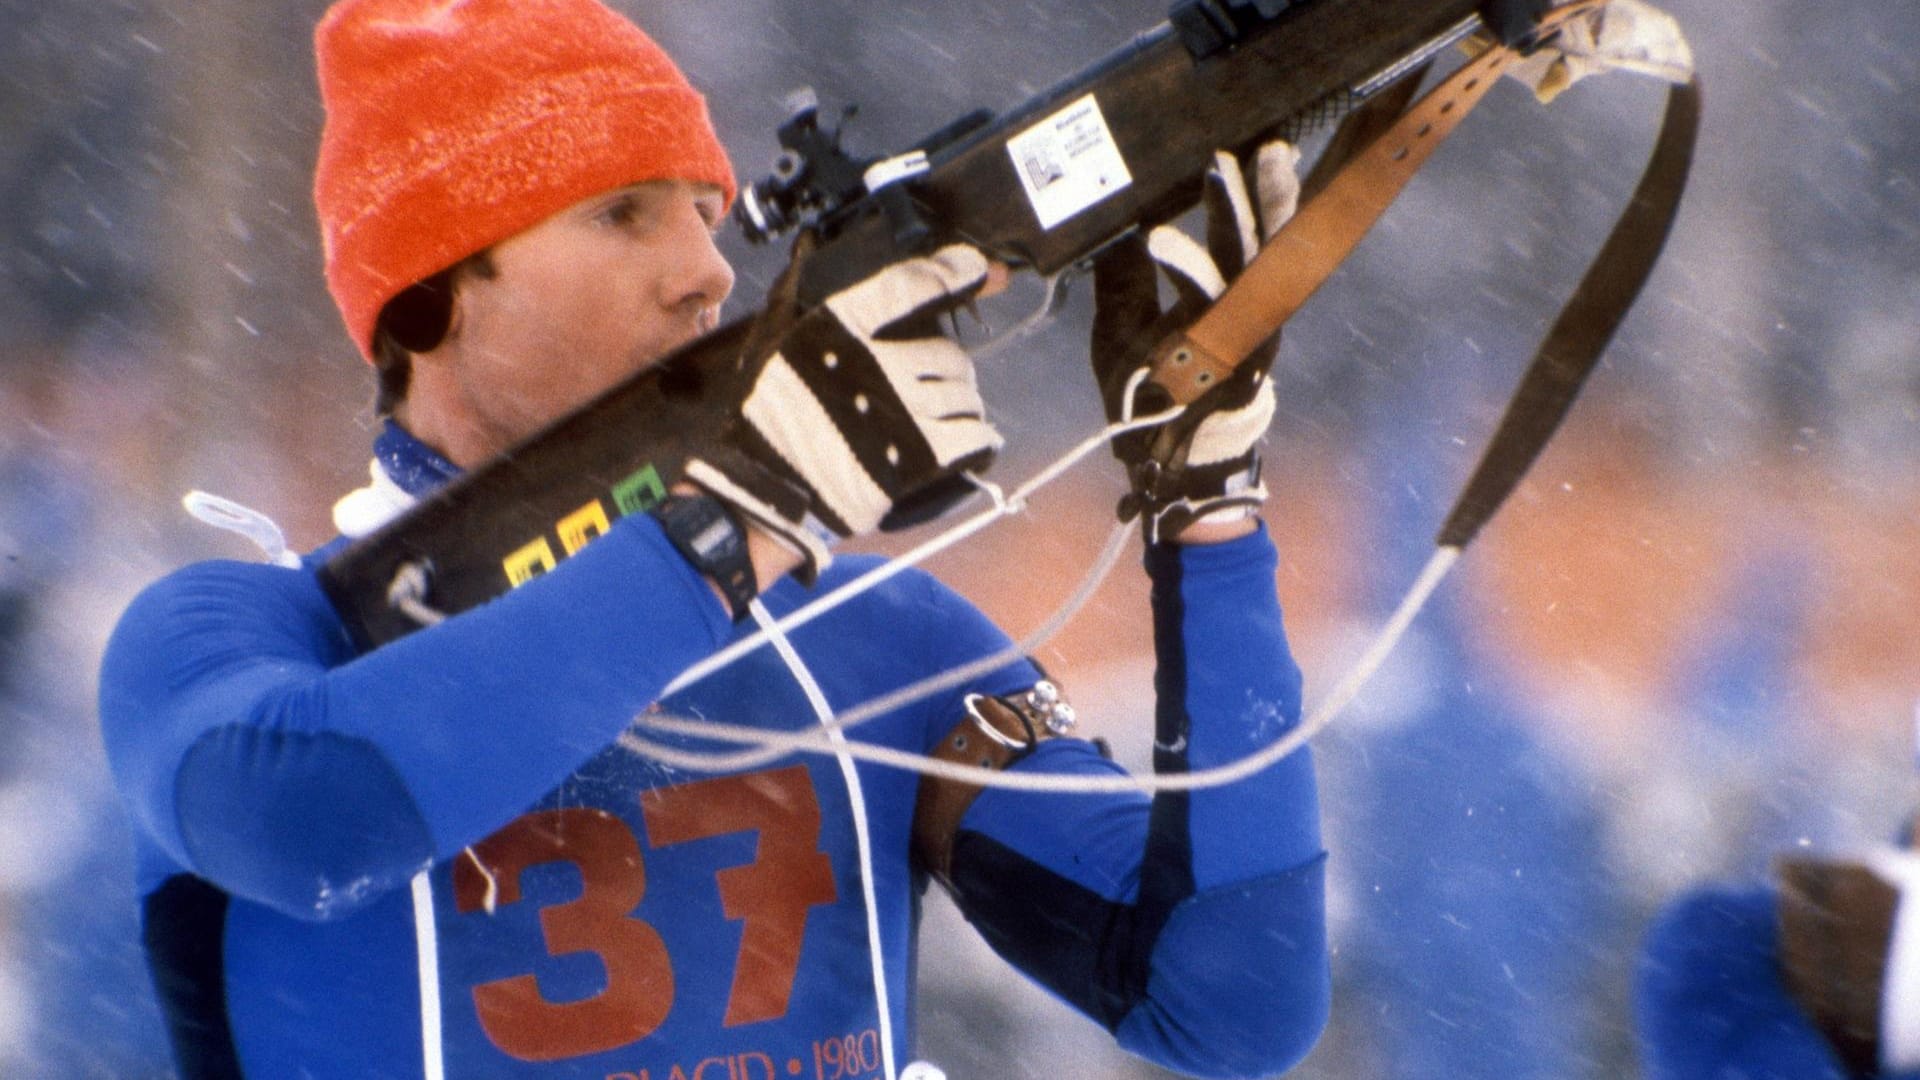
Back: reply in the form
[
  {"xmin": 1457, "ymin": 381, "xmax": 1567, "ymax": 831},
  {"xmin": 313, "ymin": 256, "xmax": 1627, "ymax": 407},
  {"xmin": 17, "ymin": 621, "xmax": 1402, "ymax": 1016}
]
[
  {"xmin": 1776, "ymin": 856, "xmax": 1899, "ymax": 1076},
  {"xmin": 911, "ymin": 684, "xmax": 1075, "ymax": 886}
]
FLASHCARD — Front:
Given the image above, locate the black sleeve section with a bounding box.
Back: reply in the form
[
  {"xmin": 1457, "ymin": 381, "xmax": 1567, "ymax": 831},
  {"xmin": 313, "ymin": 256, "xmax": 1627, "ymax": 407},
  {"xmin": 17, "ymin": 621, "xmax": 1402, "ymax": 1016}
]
[
  {"xmin": 1138, "ymin": 542, "xmax": 1195, "ymax": 944},
  {"xmin": 948, "ymin": 830, "xmax": 1149, "ymax": 1031},
  {"xmin": 948, "ymin": 547, "xmax": 1206, "ymax": 1030},
  {"xmin": 141, "ymin": 874, "xmax": 242, "ymax": 1080}
]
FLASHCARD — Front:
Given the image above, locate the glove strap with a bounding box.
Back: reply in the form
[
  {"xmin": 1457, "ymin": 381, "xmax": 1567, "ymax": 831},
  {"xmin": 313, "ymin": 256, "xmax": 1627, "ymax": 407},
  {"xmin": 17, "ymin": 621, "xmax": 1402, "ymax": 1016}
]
[{"xmin": 1125, "ymin": 453, "xmax": 1266, "ymax": 544}]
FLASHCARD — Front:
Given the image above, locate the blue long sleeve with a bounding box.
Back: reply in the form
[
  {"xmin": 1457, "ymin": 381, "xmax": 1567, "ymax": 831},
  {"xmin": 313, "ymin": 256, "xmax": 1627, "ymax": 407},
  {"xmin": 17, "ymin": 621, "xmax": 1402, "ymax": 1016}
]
[
  {"xmin": 102, "ymin": 434, "xmax": 1327, "ymax": 1077},
  {"xmin": 946, "ymin": 525, "xmax": 1328, "ymax": 1079},
  {"xmin": 99, "ymin": 513, "xmax": 732, "ymax": 921},
  {"xmin": 1636, "ymin": 886, "xmax": 1854, "ymax": 1080}
]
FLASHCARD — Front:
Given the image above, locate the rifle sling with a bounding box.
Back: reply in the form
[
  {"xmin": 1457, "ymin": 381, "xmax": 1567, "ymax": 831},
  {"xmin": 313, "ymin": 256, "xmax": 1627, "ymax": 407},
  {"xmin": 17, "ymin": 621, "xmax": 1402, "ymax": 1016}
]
[
  {"xmin": 1299, "ymin": 57, "xmax": 1431, "ymax": 205},
  {"xmin": 1148, "ymin": 0, "xmax": 1700, "ymax": 558},
  {"xmin": 1144, "ymin": 4, "xmax": 1599, "ymax": 403},
  {"xmin": 1436, "ymin": 74, "xmax": 1699, "ymax": 547}
]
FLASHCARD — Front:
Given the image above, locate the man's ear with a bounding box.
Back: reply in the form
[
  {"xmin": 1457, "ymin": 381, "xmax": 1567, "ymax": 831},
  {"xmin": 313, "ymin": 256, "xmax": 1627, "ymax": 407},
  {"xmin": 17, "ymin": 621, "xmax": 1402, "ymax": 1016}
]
[{"xmin": 380, "ymin": 271, "xmax": 457, "ymax": 354}]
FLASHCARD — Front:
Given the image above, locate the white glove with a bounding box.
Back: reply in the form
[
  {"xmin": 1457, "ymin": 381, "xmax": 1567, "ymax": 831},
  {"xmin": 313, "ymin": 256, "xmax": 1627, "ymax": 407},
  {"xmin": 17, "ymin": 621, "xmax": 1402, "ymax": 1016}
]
[
  {"xmin": 688, "ymin": 243, "xmax": 1002, "ymax": 577},
  {"xmin": 1497, "ymin": 0, "xmax": 1695, "ymax": 103},
  {"xmin": 1089, "ymin": 142, "xmax": 1300, "ymax": 543}
]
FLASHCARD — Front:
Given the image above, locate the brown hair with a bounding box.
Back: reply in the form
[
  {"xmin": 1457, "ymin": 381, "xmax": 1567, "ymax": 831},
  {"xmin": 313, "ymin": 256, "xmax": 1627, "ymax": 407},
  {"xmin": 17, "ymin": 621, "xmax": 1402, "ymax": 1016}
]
[{"xmin": 367, "ymin": 250, "xmax": 496, "ymax": 418}]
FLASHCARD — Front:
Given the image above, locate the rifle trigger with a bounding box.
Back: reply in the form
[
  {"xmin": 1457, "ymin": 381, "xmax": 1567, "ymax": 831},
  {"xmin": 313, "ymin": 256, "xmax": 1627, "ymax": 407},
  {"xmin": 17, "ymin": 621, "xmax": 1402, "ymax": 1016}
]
[{"xmin": 972, "ymin": 272, "xmax": 1070, "ymax": 360}]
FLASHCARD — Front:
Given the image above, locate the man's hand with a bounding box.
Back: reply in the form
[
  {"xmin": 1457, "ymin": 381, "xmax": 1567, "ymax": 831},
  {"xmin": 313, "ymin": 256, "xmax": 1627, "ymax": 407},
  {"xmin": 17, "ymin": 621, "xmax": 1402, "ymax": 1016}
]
[
  {"xmin": 687, "ymin": 243, "xmax": 1001, "ymax": 580},
  {"xmin": 1089, "ymin": 142, "xmax": 1300, "ymax": 545}
]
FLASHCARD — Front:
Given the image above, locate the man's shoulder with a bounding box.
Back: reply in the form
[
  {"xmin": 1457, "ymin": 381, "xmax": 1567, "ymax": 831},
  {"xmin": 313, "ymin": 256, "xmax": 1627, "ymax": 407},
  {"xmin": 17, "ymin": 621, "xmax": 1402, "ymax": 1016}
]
[
  {"xmin": 100, "ymin": 555, "xmax": 350, "ymax": 724},
  {"xmin": 139, "ymin": 553, "xmax": 324, "ymax": 596},
  {"xmin": 132, "ymin": 531, "xmax": 348, "ymax": 606},
  {"xmin": 110, "ymin": 555, "xmax": 340, "ymax": 652}
]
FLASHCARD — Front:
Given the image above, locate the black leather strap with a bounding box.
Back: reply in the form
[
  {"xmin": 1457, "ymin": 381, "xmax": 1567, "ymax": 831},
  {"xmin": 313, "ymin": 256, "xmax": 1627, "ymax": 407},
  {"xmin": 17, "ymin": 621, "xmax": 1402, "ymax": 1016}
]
[
  {"xmin": 1437, "ymin": 76, "xmax": 1702, "ymax": 548},
  {"xmin": 653, "ymin": 494, "xmax": 757, "ymax": 621}
]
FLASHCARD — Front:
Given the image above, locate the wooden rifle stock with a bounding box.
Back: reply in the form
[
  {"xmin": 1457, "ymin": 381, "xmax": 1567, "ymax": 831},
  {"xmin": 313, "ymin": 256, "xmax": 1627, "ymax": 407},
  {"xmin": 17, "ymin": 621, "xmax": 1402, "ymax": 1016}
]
[{"xmin": 319, "ymin": 0, "xmax": 1487, "ymax": 649}]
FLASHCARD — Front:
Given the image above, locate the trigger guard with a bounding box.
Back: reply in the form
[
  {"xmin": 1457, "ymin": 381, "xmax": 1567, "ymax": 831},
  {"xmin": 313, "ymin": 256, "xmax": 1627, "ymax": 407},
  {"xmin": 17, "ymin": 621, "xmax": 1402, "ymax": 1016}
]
[{"xmin": 972, "ymin": 271, "xmax": 1072, "ymax": 360}]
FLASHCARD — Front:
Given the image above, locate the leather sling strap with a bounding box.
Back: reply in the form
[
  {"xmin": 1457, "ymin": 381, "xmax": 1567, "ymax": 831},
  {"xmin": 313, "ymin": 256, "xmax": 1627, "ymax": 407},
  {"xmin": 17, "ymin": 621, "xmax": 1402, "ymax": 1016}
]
[
  {"xmin": 1437, "ymin": 74, "xmax": 1699, "ymax": 547},
  {"xmin": 1149, "ymin": 0, "xmax": 1609, "ymax": 404},
  {"xmin": 1146, "ymin": 1, "xmax": 1702, "ymax": 557},
  {"xmin": 1300, "ymin": 57, "xmax": 1433, "ymax": 205},
  {"xmin": 1776, "ymin": 857, "xmax": 1899, "ymax": 1076}
]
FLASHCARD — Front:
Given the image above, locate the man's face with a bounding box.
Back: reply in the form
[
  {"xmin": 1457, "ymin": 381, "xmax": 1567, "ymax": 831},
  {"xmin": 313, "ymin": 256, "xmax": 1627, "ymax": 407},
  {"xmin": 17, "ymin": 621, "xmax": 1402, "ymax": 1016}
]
[{"xmin": 424, "ymin": 178, "xmax": 735, "ymax": 464}]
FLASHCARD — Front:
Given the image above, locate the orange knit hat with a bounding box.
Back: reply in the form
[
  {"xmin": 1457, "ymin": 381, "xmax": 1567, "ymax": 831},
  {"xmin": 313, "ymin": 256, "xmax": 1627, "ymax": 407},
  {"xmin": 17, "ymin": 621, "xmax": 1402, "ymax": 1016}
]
[{"xmin": 314, "ymin": 0, "xmax": 736, "ymax": 360}]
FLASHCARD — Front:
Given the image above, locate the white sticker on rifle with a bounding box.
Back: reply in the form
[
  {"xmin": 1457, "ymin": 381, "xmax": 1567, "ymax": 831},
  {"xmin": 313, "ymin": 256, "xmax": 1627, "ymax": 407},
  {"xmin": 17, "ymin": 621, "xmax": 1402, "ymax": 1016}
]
[{"xmin": 1007, "ymin": 94, "xmax": 1133, "ymax": 231}]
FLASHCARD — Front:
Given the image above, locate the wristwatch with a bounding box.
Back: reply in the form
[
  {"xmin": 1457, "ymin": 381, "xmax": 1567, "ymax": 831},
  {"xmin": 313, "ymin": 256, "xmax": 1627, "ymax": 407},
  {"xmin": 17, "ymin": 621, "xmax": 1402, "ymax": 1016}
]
[{"xmin": 652, "ymin": 493, "xmax": 757, "ymax": 622}]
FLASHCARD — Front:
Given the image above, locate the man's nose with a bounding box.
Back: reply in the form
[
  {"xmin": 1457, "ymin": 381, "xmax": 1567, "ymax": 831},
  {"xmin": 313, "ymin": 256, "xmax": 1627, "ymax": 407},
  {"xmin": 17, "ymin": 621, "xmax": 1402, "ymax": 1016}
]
[{"xmin": 660, "ymin": 206, "xmax": 735, "ymax": 316}]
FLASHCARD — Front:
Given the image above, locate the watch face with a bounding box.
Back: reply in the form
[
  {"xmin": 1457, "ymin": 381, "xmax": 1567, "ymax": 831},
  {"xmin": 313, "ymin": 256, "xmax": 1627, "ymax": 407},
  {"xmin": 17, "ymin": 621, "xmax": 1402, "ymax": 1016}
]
[
  {"xmin": 686, "ymin": 512, "xmax": 739, "ymax": 561},
  {"xmin": 663, "ymin": 497, "xmax": 728, "ymax": 551},
  {"xmin": 659, "ymin": 496, "xmax": 755, "ymax": 618}
]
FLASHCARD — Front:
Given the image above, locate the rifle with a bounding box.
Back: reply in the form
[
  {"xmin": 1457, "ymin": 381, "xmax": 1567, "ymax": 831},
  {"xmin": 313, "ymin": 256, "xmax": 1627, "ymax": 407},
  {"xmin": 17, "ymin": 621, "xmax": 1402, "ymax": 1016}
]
[{"xmin": 318, "ymin": 0, "xmax": 1697, "ymax": 650}]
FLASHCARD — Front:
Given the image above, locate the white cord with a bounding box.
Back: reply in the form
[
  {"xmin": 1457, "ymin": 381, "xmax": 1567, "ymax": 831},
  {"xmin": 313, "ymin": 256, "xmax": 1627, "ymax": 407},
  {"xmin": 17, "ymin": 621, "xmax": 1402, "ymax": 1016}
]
[
  {"xmin": 409, "ymin": 871, "xmax": 448, "ymax": 1080},
  {"xmin": 620, "ymin": 517, "xmax": 1136, "ymax": 774},
  {"xmin": 388, "ymin": 562, "xmax": 448, "ymax": 628},
  {"xmin": 653, "ymin": 401, "xmax": 1182, "ymax": 701},
  {"xmin": 619, "ymin": 385, "xmax": 1460, "ymax": 793},
  {"xmin": 631, "ymin": 545, "xmax": 1459, "ymax": 796},
  {"xmin": 747, "ymin": 597, "xmax": 901, "ymax": 1080}
]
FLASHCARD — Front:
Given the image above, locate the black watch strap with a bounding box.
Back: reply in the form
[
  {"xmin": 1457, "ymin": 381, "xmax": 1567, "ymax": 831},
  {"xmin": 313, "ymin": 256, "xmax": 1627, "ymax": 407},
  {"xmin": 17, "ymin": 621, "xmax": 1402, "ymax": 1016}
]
[{"xmin": 652, "ymin": 494, "xmax": 757, "ymax": 622}]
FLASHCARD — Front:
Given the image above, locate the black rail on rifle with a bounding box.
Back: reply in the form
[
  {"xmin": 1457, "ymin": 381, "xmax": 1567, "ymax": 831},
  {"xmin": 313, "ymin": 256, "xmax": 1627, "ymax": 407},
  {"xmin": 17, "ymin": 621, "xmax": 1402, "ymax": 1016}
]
[{"xmin": 318, "ymin": 0, "xmax": 1485, "ymax": 650}]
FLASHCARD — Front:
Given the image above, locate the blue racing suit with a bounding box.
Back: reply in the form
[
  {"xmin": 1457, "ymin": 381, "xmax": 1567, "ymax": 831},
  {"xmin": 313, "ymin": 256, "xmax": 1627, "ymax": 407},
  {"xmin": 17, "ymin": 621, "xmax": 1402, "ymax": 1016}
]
[{"xmin": 99, "ymin": 423, "xmax": 1327, "ymax": 1079}]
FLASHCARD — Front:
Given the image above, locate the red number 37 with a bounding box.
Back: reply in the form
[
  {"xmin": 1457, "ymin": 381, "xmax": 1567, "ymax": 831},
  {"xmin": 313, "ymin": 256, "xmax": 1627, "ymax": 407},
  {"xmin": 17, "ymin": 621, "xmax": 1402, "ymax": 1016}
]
[{"xmin": 451, "ymin": 765, "xmax": 839, "ymax": 1062}]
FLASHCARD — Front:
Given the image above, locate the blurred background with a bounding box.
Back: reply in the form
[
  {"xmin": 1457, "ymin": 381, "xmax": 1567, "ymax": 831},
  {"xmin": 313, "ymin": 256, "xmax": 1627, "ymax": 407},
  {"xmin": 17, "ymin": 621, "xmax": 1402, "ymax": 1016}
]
[{"xmin": 1, "ymin": 0, "xmax": 1915, "ymax": 1076}]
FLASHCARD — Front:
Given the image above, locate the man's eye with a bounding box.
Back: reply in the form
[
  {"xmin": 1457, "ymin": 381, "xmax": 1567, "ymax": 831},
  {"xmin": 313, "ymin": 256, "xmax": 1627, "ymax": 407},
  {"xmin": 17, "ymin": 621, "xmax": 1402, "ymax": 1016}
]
[{"xmin": 591, "ymin": 196, "xmax": 652, "ymax": 230}]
